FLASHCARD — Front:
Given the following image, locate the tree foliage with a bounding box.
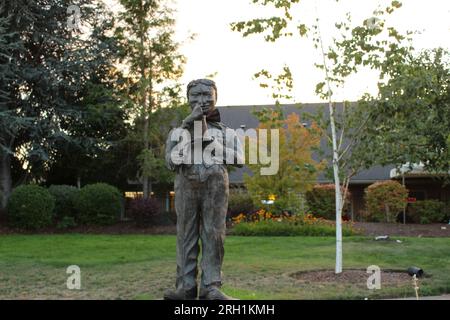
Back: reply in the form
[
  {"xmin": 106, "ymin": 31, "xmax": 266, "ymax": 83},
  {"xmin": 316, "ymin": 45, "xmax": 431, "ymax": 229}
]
[
  {"xmin": 230, "ymin": 0, "xmax": 303, "ymax": 42},
  {"xmin": 0, "ymin": 0, "xmax": 128, "ymax": 207},
  {"xmin": 244, "ymin": 108, "xmax": 324, "ymax": 214},
  {"xmin": 115, "ymin": 0, "xmax": 186, "ymax": 197},
  {"xmin": 356, "ymin": 48, "xmax": 450, "ymax": 176},
  {"xmin": 364, "ymin": 180, "xmax": 408, "ymax": 223},
  {"xmin": 231, "ymin": 0, "xmax": 413, "ymax": 273}
]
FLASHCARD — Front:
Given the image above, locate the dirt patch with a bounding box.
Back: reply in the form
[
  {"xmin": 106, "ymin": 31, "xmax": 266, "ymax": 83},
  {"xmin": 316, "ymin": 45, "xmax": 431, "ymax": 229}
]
[
  {"xmin": 0, "ymin": 221, "xmax": 177, "ymax": 235},
  {"xmin": 0, "ymin": 220, "xmax": 449, "ymax": 237},
  {"xmin": 355, "ymin": 222, "xmax": 450, "ymax": 237},
  {"xmin": 291, "ymin": 269, "xmax": 415, "ymax": 286}
]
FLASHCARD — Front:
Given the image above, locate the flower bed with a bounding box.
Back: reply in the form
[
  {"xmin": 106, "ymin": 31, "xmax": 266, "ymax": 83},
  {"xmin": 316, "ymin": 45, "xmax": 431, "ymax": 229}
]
[{"xmin": 230, "ymin": 210, "xmax": 359, "ymax": 236}]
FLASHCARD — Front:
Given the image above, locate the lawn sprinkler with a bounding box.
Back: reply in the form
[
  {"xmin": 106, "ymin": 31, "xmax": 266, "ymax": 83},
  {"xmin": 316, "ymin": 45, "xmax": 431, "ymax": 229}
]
[
  {"xmin": 407, "ymin": 267, "xmax": 423, "ymax": 300},
  {"xmin": 411, "ymin": 274, "xmax": 420, "ymax": 300},
  {"xmin": 407, "ymin": 266, "xmax": 424, "ymax": 278}
]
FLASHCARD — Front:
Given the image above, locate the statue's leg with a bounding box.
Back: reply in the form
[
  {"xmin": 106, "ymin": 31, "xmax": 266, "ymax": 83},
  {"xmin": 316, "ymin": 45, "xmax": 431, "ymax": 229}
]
[
  {"xmin": 175, "ymin": 174, "xmax": 200, "ymax": 292},
  {"xmin": 199, "ymin": 168, "xmax": 229, "ymax": 288}
]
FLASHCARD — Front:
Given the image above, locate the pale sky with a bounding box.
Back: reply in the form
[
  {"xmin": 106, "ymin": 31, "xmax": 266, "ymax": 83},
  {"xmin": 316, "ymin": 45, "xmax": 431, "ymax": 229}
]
[{"xmin": 173, "ymin": 0, "xmax": 450, "ymax": 106}]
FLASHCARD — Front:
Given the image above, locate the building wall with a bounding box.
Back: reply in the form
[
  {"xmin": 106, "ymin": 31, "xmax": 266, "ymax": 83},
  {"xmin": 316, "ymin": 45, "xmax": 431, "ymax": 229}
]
[{"xmin": 348, "ymin": 185, "xmax": 367, "ymax": 221}]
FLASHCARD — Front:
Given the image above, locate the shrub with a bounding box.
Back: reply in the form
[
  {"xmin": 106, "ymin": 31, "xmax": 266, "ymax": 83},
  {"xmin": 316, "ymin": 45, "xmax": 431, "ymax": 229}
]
[
  {"xmin": 48, "ymin": 185, "xmax": 79, "ymax": 220},
  {"xmin": 228, "ymin": 191, "xmax": 255, "ymax": 217},
  {"xmin": 230, "ymin": 209, "xmax": 359, "ymax": 236},
  {"xmin": 305, "ymin": 184, "xmax": 351, "ymax": 220},
  {"xmin": 446, "ymin": 200, "xmax": 450, "ymax": 223},
  {"xmin": 7, "ymin": 185, "xmax": 55, "ymax": 230},
  {"xmin": 127, "ymin": 197, "xmax": 161, "ymax": 227},
  {"xmin": 56, "ymin": 216, "xmax": 77, "ymax": 230},
  {"xmin": 409, "ymin": 200, "xmax": 447, "ymax": 224},
  {"xmin": 365, "ymin": 180, "xmax": 408, "ymax": 223},
  {"xmin": 74, "ymin": 183, "xmax": 122, "ymax": 225},
  {"xmin": 270, "ymin": 192, "xmax": 308, "ymax": 215},
  {"xmin": 231, "ymin": 220, "xmax": 357, "ymax": 236}
]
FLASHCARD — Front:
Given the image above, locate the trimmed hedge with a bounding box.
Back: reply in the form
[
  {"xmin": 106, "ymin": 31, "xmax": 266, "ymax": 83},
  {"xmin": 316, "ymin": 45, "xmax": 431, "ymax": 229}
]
[
  {"xmin": 74, "ymin": 183, "xmax": 122, "ymax": 225},
  {"xmin": 127, "ymin": 197, "xmax": 161, "ymax": 227},
  {"xmin": 228, "ymin": 191, "xmax": 255, "ymax": 217},
  {"xmin": 365, "ymin": 180, "xmax": 408, "ymax": 223},
  {"xmin": 305, "ymin": 184, "xmax": 351, "ymax": 220},
  {"xmin": 48, "ymin": 185, "xmax": 79, "ymax": 220},
  {"xmin": 7, "ymin": 185, "xmax": 55, "ymax": 230},
  {"xmin": 230, "ymin": 220, "xmax": 357, "ymax": 236},
  {"xmin": 409, "ymin": 199, "xmax": 447, "ymax": 224}
]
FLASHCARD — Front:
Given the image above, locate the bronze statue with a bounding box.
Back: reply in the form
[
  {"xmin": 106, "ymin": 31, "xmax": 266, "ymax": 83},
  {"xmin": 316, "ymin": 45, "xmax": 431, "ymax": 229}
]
[{"xmin": 164, "ymin": 79, "xmax": 243, "ymax": 300}]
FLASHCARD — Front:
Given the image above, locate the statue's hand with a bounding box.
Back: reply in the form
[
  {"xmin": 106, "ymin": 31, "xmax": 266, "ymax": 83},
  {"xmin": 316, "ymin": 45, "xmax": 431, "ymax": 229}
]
[
  {"xmin": 182, "ymin": 105, "xmax": 203, "ymax": 128},
  {"xmin": 190, "ymin": 105, "xmax": 204, "ymax": 120}
]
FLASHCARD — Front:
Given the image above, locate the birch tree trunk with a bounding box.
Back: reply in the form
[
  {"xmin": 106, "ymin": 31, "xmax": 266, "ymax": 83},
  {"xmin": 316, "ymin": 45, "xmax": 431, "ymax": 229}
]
[
  {"xmin": 317, "ymin": 14, "xmax": 343, "ymax": 274},
  {"xmin": 329, "ymin": 101, "xmax": 343, "ymax": 274}
]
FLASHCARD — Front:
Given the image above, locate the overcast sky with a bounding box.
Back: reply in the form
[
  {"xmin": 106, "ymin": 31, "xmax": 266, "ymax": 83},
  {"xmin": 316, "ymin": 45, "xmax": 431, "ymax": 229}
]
[{"xmin": 173, "ymin": 0, "xmax": 450, "ymax": 106}]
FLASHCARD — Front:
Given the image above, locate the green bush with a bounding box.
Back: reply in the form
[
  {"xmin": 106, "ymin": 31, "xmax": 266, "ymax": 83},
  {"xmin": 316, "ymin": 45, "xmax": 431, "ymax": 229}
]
[
  {"xmin": 7, "ymin": 185, "xmax": 55, "ymax": 230},
  {"xmin": 56, "ymin": 216, "xmax": 77, "ymax": 230},
  {"xmin": 48, "ymin": 185, "xmax": 79, "ymax": 220},
  {"xmin": 230, "ymin": 220, "xmax": 357, "ymax": 236},
  {"xmin": 305, "ymin": 184, "xmax": 351, "ymax": 220},
  {"xmin": 409, "ymin": 200, "xmax": 447, "ymax": 224},
  {"xmin": 228, "ymin": 191, "xmax": 255, "ymax": 217},
  {"xmin": 127, "ymin": 197, "xmax": 161, "ymax": 227},
  {"xmin": 365, "ymin": 180, "xmax": 408, "ymax": 223},
  {"xmin": 74, "ymin": 183, "xmax": 122, "ymax": 225}
]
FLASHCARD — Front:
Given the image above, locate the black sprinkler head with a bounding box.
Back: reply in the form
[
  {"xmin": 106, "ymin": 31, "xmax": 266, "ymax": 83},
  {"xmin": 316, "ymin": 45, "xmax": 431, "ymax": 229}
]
[{"xmin": 407, "ymin": 266, "xmax": 424, "ymax": 278}]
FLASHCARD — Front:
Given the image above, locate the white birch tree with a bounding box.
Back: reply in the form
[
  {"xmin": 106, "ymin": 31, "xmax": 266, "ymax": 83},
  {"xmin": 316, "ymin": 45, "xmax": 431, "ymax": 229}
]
[{"xmin": 231, "ymin": 0, "xmax": 407, "ymax": 273}]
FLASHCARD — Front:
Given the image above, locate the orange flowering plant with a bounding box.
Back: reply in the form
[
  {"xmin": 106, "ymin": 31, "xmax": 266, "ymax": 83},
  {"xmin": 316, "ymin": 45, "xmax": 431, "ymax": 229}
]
[{"xmin": 231, "ymin": 209, "xmax": 359, "ymax": 236}]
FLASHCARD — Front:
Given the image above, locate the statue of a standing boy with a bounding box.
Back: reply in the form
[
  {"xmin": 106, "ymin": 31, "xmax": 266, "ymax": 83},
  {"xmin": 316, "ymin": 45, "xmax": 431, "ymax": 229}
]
[{"xmin": 164, "ymin": 79, "xmax": 243, "ymax": 300}]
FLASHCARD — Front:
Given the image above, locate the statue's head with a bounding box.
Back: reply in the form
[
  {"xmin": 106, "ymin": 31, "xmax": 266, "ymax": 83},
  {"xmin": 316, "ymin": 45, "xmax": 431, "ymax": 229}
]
[{"xmin": 187, "ymin": 79, "xmax": 217, "ymax": 115}]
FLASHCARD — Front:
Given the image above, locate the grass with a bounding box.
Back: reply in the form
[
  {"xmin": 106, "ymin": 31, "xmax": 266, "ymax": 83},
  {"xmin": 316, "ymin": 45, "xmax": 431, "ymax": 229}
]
[{"xmin": 0, "ymin": 234, "xmax": 449, "ymax": 299}]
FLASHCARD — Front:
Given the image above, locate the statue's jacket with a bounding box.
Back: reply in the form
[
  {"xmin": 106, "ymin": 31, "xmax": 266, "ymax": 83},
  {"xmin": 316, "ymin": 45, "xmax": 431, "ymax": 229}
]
[{"xmin": 165, "ymin": 121, "xmax": 243, "ymax": 182}]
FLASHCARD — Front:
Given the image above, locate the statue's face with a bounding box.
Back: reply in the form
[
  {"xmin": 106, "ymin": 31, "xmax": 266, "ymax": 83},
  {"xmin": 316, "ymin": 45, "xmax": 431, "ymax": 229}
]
[{"xmin": 188, "ymin": 83, "xmax": 216, "ymax": 114}]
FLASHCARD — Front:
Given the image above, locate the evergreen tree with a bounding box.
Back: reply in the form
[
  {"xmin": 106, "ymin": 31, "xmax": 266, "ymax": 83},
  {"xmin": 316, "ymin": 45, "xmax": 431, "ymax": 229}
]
[
  {"xmin": 115, "ymin": 0, "xmax": 185, "ymax": 198},
  {"xmin": 0, "ymin": 0, "xmax": 127, "ymax": 208}
]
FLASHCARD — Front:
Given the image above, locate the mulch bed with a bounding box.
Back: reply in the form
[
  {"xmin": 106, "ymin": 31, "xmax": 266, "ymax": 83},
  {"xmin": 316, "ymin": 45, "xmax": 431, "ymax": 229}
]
[
  {"xmin": 0, "ymin": 220, "xmax": 448, "ymax": 237},
  {"xmin": 291, "ymin": 269, "xmax": 415, "ymax": 286},
  {"xmin": 0, "ymin": 221, "xmax": 177, "ymax": 235},
  {"xmin": 354, "ymin": 222, "xmax": 450, "ymax": 237}
]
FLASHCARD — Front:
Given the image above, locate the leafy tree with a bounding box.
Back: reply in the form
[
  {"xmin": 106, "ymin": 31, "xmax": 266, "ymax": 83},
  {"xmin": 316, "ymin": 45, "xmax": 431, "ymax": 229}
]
[
  {"xmin": 356, "ymin": 48, "xmax": 450, "ymax": 177},
  {"xmin": 364, "ymin": 180, "xmax": 408, "ymax": 223},
  {"xmin": 123, "ymin": 101, "xmax": 190, "ymax": 192},
  {"xmin": 305, "ymin": 5, "xmax": 406, "ymax": 273},
  {"xmin": 0, "ymin": 12, "xmax": 19, "ymax": 209},
  {"xmin": 115, "ymin": 0, "xmax": 186, "ymax": 198},
  {"xmin": 231, "ymin": 0, "xmax": 407, "ymax": 273},
  {"xmin": 45, "ymin": 101, "xmax": 190, "ymax": 194},
  {"xmin": 0, "ymin": 0, "xmax": 127, "ymax": 209},
  {"xmin": 306, "ymin": 184, "xmax": 352, "ymax": 220},
  {"xmin": 244, "ymin": 108, "xmax": 324, "ymax": 214}
]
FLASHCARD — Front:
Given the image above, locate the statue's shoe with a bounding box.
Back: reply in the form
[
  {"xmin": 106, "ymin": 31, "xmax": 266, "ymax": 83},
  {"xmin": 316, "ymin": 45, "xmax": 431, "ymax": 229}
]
[
  {"xmin": 199, "ymin": 286, "xmax": 238, "ymax": 300},
  {"xmin": 163, "ymin": 287, "xmax": 197, "ymax": 300}
]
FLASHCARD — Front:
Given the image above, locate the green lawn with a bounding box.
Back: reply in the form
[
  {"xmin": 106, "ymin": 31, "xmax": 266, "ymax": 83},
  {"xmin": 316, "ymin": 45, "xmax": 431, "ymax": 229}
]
[{"xmin": 0, "ymin": 234, "xmax": 449, "ymax": 299}]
